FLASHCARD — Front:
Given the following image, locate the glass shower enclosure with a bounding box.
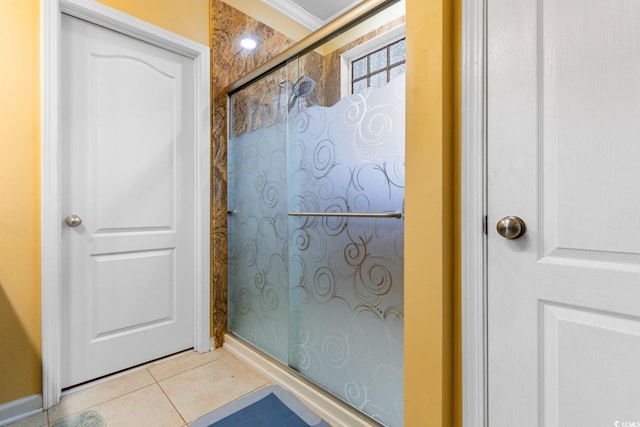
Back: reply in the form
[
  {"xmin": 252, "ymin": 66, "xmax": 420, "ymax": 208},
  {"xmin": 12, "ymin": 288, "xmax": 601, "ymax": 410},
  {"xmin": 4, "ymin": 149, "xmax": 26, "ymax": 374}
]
[{"xmin": 227, "ymin": 3, "xmax": 405, "ymax": 425}]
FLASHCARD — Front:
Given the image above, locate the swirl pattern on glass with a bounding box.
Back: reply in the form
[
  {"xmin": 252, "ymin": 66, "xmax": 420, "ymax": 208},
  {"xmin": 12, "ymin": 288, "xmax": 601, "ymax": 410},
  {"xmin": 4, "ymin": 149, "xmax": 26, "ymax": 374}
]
[{"xmin": 228, "ymin": 74, "xmax": 405, "ymax": 427}]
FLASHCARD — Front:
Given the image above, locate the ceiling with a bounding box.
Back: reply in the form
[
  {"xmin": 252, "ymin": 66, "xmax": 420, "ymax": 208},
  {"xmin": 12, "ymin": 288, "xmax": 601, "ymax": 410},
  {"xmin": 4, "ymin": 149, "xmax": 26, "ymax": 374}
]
[{"xmin": 262, "ymin": 0, "xmax": 365, "ymax": 30}]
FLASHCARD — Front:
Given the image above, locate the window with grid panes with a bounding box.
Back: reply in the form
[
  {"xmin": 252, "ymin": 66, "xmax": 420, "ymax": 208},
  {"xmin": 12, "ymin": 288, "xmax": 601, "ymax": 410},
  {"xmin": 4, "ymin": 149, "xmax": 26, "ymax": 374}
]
[{"xmin": 351, "ymin": 38, "xmax": 406, "ymax": 95}]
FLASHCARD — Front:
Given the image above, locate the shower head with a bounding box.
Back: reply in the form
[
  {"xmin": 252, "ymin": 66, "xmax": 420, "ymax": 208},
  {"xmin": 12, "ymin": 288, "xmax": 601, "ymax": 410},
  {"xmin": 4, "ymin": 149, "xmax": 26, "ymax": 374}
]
[
  {"xmin": 286, "ymin": 76, "xmax": 317, "ymax": 112},
  {"xmin": 292, "ymin": 76, "xmax": 316, "ymax": 98}
]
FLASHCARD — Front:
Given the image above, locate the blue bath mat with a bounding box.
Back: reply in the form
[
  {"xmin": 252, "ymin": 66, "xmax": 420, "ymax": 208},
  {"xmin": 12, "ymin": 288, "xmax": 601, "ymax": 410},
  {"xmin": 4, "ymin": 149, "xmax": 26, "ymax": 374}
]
[{"xmin": 190, "ymin": 385, "xmax": 330, "ymax": 427}]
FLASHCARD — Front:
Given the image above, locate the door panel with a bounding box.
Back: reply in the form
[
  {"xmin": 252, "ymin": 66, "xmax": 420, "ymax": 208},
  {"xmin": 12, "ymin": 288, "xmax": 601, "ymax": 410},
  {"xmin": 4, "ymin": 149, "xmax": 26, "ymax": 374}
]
[
  {"xmin": 542, "ymin": 0, "xmax": 640, "ymax": 256},
  {"xmin": 542, "ymin": 304, "xmax": 640, "ymax": 426},
  {"xmin": 91, "ymin": 249, "xmax": 175, "ymax": 338},
  {"xmin": 61, "ymin": 14, "xmax": 195, "ymax": 387},
  {"xmin": 488, "ymin": 0, "xmax": 640, "ymax": 424},
  {"xmin": 94, "ymin": 54, "xmax": 177, "ymax": 231}
]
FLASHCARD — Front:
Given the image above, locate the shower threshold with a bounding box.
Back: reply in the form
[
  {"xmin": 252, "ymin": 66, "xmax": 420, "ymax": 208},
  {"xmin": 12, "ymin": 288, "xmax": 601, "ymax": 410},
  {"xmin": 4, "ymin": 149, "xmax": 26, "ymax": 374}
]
[{"xmin": 223, "ymin": 333, "xmax": 386, "ymax": 427}]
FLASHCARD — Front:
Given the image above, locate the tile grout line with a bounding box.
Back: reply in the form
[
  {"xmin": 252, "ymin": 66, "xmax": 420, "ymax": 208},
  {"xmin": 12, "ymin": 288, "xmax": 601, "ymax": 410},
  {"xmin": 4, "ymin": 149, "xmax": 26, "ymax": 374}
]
[
  {"xmin": 151, "ymin": 354, "xmax": 238, "ymax": 424},
  {"xmin": 49, "ymin": 350, "xmax": 233, "ymax": 426},
  {"xmin": 48, "ymin": 381, "xmax": 156, "ymax": 424},
  {"xmin": 49, "ymin": 351, "xmax": 202, "ymax": 424},
  {"xmin": 149, "ymin": 351, "xmax": 232, "ymax": 383},
  {"xmin": 155, "ymin": 352, "xmax": 271, "ymax": 425},
  {"xmin": 151, "ymin": 368, "xmax": 189, "ymax": 426}
]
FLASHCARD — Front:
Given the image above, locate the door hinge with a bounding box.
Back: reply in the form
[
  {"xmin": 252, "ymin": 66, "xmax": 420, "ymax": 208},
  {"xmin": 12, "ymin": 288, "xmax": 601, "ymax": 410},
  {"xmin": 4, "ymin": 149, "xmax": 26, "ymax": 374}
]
[{"xmin": 483, "ymin": 215, "xmax": 488, "ymax": 235}]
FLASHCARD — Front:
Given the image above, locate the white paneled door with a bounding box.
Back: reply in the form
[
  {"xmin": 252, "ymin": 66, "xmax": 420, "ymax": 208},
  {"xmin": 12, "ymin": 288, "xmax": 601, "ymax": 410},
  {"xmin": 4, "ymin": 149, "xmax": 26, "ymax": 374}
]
[
  {"xmin": 60, "ymin": 14, "xmax": 195, "ymax": 388},
  {"xmin": 488, "ymin": 0, "xmax": 640, "ymax": 425}
]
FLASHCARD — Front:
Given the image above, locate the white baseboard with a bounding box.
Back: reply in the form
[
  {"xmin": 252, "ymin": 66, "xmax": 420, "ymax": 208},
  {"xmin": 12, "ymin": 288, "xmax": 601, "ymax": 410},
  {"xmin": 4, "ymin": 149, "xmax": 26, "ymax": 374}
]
[
  {"xmin": 0, "ymin": 394, "xmax": 43, "ymax": 427},
  {"xmin": 223, "ymin": 334, "xmax": 381, "ymax": 427}
]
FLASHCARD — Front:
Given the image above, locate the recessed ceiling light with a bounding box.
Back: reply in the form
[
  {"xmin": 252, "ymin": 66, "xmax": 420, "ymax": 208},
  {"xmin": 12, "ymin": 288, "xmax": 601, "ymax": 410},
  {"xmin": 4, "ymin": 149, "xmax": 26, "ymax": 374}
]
[{"xmin": 240, "ymin": 38, "xmax": 257, "ymax": 50}]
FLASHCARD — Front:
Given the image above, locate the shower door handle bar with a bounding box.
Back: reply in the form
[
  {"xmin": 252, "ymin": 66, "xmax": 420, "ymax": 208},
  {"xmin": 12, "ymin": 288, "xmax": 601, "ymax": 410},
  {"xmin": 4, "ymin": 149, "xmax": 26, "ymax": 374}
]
[{"xmin": 288, "ymin": 211, "xmax": 402, "ymax": 219}]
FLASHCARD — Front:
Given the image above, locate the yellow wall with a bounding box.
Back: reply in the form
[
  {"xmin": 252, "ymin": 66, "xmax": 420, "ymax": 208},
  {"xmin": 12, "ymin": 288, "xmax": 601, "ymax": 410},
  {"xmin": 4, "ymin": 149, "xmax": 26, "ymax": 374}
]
[
  {"xmin": 1, "ymin": 0, "xmax": 462, "ymax": 423},
  {"xmin": 404, "ymin": 0, "xmax": 458, "ymax": 425},
  {"xmin": 100, "ymin": 0, "xmax": 210, "ymax": 46},
  {"xmin": 0, "ymin": 0, "xmax": 41, "ymax": 405},
  {"xmin": 0, "ymin": 0, "xmax": 209, "ymax": 406}
]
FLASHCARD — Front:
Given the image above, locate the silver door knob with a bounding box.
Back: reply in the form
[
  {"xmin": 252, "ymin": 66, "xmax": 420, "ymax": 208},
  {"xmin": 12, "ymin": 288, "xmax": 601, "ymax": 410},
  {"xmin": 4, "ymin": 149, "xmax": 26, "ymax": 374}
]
[
  {"xmin": 496, "ymin": 216, "xmax": 526, "ymax": 239},
  {"xmin": 65, "ymin": 214, "xmax": 82, "ymax": 227}
]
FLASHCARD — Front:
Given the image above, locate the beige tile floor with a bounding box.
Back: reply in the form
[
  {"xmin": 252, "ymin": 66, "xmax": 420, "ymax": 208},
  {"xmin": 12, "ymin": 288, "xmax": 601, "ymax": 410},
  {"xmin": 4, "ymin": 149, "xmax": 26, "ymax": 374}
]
[{"xmin": 8, "ymin": 348, "xmax": 274, "ymax": 427}]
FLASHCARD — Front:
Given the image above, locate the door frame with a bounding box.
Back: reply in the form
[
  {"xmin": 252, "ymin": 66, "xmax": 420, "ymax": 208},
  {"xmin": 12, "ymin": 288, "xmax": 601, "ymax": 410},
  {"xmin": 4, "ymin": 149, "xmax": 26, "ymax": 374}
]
[
  {"xmin": 461, "ymin": 0, "xmax": 488, "ymax": 425},
  {"xmin": 41, "ymin": 0, "xmax": 211, "ymax": 408}
]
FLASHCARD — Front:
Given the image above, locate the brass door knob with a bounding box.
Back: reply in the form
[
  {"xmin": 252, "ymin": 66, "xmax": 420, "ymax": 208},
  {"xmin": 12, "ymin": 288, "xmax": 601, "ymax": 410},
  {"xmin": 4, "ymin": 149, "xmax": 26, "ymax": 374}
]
[
  {"xmin": 496, "ymin": 216, "xmax": 526, "ymax": 239},
  {"xmin": 65, "ymin": 214, "xmax": 82, "ymax": 227}
]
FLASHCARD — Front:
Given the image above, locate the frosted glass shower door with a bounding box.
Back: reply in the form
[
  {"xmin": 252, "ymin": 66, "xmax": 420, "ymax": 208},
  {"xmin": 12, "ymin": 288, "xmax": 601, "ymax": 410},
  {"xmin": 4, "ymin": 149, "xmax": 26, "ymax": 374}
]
[
  {"xmin": 228, "ymin": 26, "xmax": 406, "ymax": 425},
  {"xmin": 287, "ymin": 74, "xmax": 405, "ymax": 426},
  {"xmin": 227, "ymin": 67, "xmax": 291, "ymax": 363}
]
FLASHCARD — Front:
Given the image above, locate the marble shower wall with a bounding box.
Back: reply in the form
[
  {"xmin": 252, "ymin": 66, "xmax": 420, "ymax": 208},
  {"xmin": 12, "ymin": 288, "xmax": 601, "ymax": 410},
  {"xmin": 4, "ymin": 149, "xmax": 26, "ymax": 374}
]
[
  {"xmin": 229, "ymin": 51, "xmax": 325, "ymax": 137},
  {"xmin": 211, "ymin": 0, "xmax": 295, "ymax": 346}
]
